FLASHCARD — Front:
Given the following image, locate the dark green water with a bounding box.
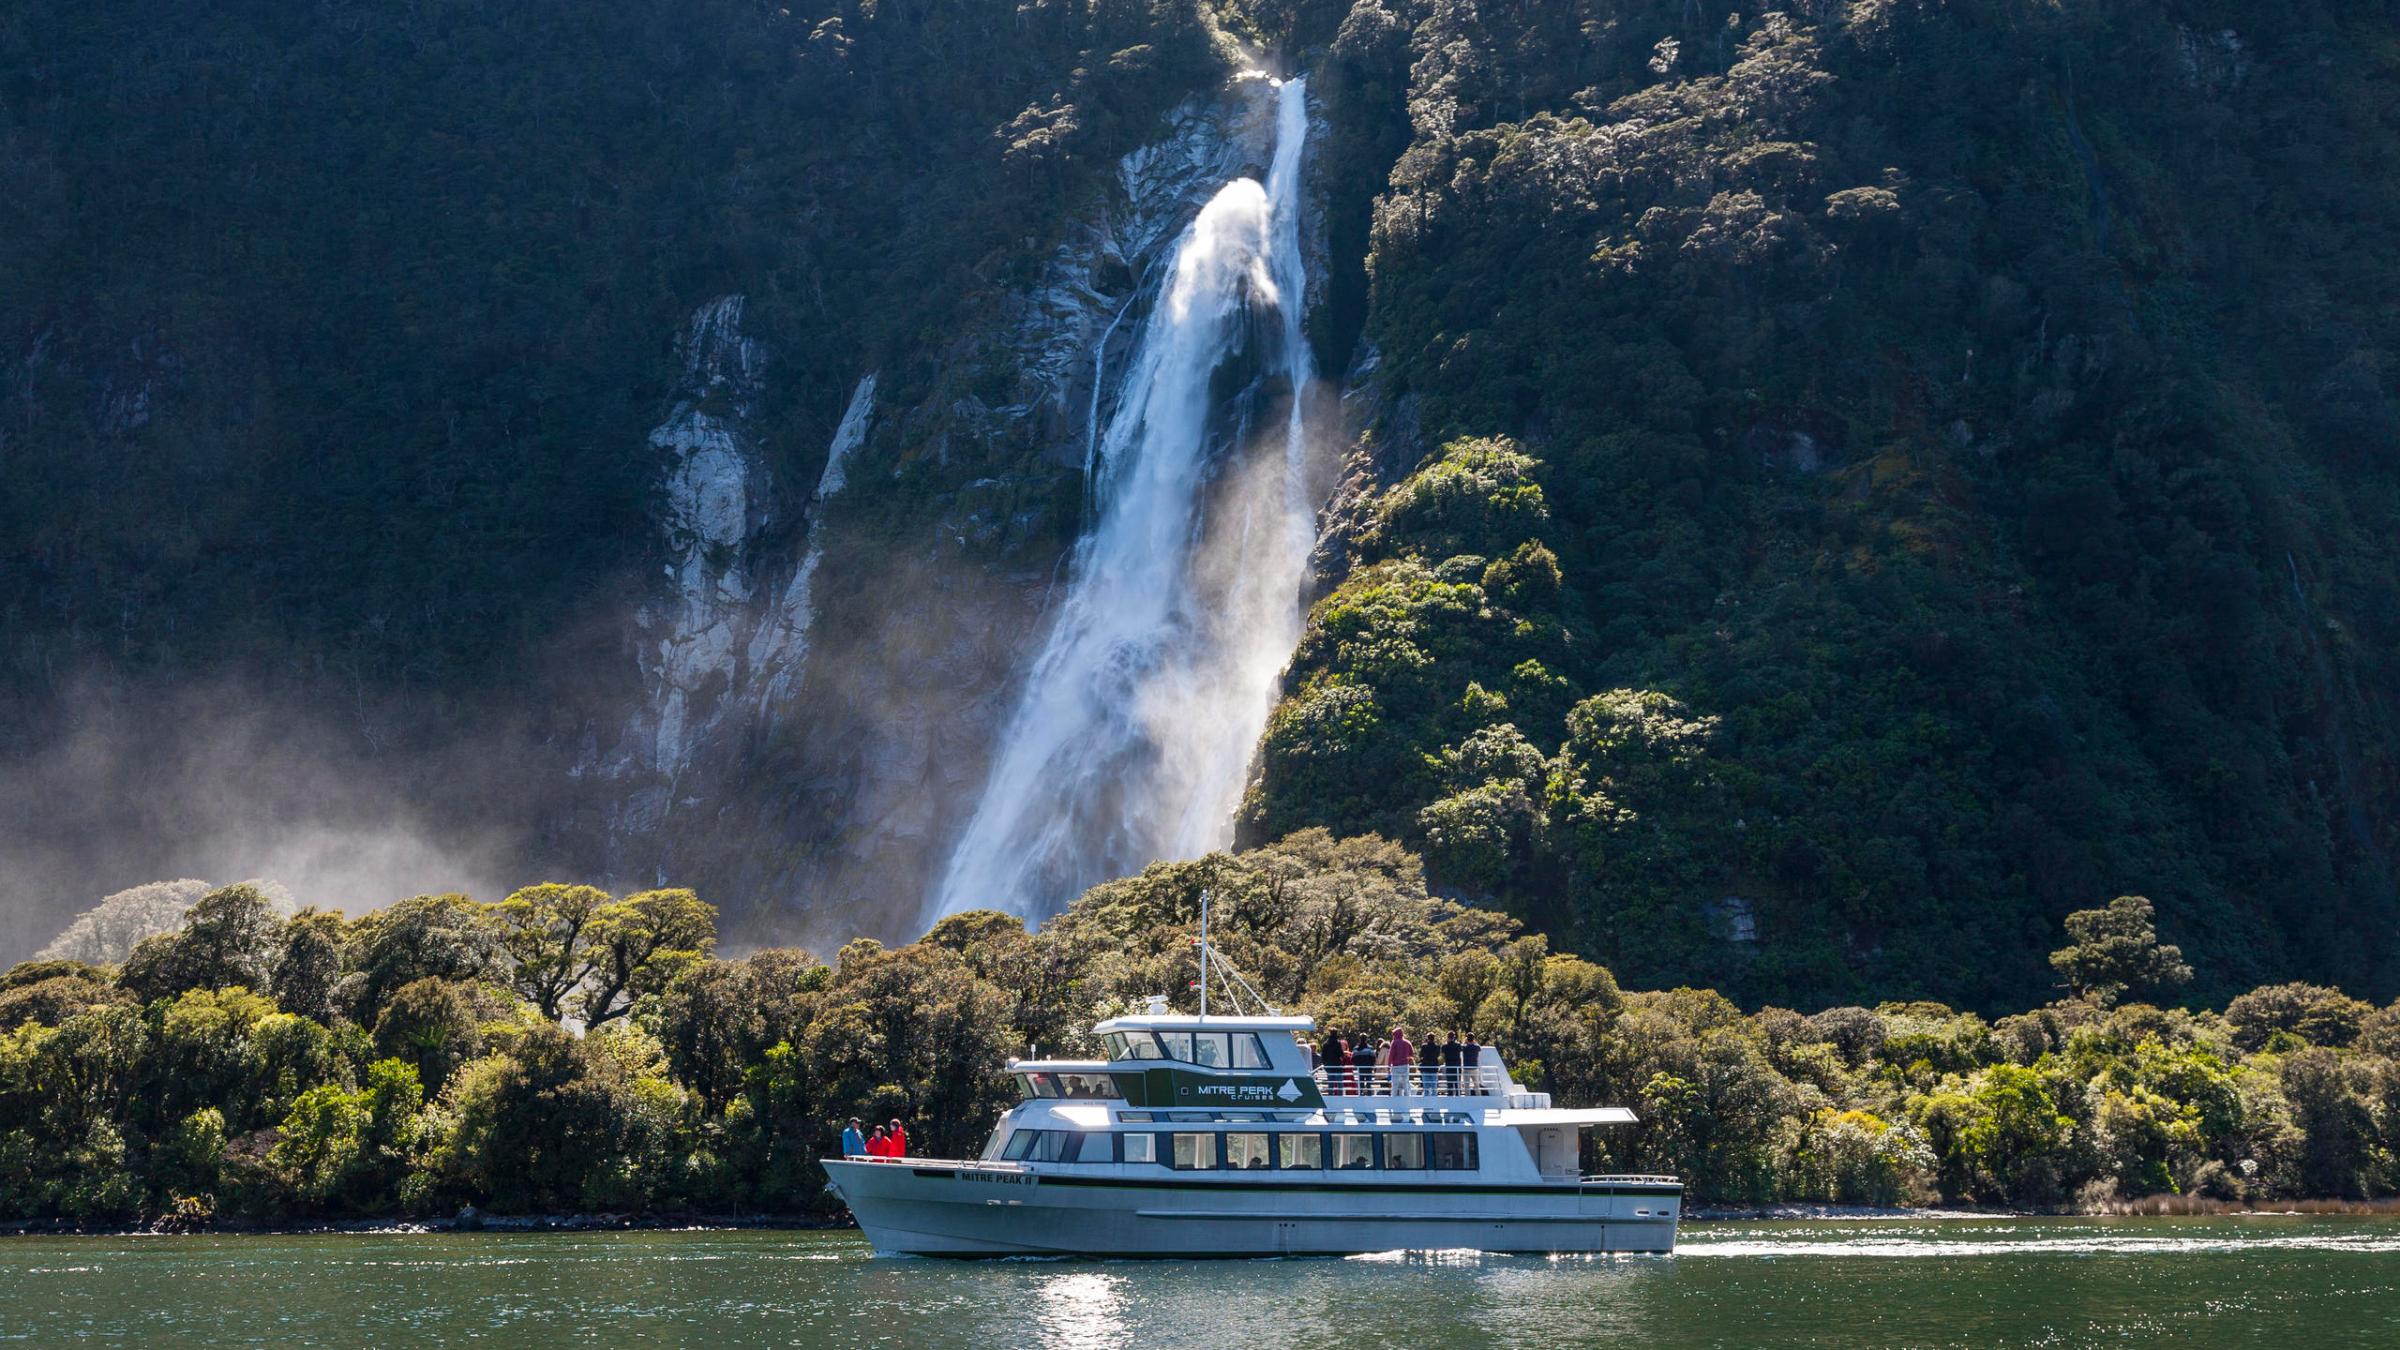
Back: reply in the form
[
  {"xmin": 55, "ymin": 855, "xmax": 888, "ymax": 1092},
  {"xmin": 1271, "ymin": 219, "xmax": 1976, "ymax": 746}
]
[{"xmin": 4, "ymin": 1217, "xmax": 2396, "ymax": 1347}]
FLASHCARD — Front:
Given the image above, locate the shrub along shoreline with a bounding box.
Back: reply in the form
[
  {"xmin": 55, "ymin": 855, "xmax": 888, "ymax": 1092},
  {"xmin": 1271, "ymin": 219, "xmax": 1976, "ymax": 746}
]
[{"xmin": 7, "ymin": 832, "xmax": 2400, "ymax": 1229}]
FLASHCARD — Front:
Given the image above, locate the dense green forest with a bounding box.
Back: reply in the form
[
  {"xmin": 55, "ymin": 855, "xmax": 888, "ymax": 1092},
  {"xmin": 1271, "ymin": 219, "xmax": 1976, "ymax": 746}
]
[
  {"xmin": 7, "ymin": 853, "xmax": 2400, "ymax": 1226},
  {"xmin": 1244, "ymin": 0, "xmax": 2400, "ymax": 1008},
  {"xmin": 5, "ymin": 3, "xmax": 2398, "ymax": 1011}
]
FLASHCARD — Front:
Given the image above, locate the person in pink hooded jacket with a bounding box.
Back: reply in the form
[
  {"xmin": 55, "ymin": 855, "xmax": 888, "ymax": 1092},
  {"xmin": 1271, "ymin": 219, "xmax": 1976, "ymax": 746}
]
[{"xmin": 1387, "ymin": 1026, "xmax": 1417, "ymax": 1095}]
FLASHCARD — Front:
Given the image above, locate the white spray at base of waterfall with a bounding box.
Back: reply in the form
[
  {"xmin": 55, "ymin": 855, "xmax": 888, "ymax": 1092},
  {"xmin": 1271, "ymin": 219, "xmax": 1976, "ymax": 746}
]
[{"xmin": 930, "ymin": 76, "xmax": 1318, "ymax": 925}]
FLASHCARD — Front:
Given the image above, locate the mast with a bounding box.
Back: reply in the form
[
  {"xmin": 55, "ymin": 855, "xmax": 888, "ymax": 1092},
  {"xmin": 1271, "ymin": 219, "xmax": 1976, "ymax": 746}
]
[
  {"xmin": 1188, "ymin": 887, "xmax": 1275, "ymax": 1016},
  {"xmin": 1198, "ymin": 889, "xmax": 1210, "ymax": 1018}
]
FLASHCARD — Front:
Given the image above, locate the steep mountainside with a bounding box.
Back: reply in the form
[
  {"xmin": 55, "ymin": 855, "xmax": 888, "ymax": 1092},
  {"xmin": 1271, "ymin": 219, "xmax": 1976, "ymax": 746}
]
[
  {"xmin": 1247, "ymin": 0, "xmax": 2400, "ymax": 1006},
  {"xmin": 4, "ymin": 1, "xmax": 2396, "ymax": 1010}
]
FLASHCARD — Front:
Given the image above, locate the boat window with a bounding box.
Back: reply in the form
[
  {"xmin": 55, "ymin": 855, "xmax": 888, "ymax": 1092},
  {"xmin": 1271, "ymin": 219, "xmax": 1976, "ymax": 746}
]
[
  {"xmin": 1003, "ymin": 1130, "xmax": 1076, "ymax": 1163},
  {"xmin": 1130, "ymin": 1030, "xmax": 1275, "ymax": 1067},
  {"xmin": 1332, "ymin": 1133, "xmax": 1376, "ymax": 1170},
  {"xmin": 1225, "ymin": 1132, "xmax": 1272, "ymax": 1170},
  {"xmin": 1118, "ymin": 1111, "xmax": 1153, "ymax": 1123},
  {"xmin": 1381, "ymin": 1133, "xmax": 1427, "ymax": 1170},
  {"xmin": 1277, "ymin": 1132, "xmax": 1323, "ymax": 1169},
  {"xmin": 1170, "ymin": 1132, "xmax": 1217, "ymax": 1170},
  {"xmin": 1109, "ymin": 1031, "xmax": 1166, "ymax": 1062},
  {"xmin": 1025, "ymin": 1073, "xmax": 1061, "ymax": 1099},
  {"xmin": 1430, "ymin": 1132, "xmax": 1478, "ymax": 1170},
  {"xmin": 1120, "ymin": 1133, "xmax": 1157, "ymax": 1164},
  {"xmin": 1057, "ymin": 1073, "xmax": 1121, "ymax": 1099}
]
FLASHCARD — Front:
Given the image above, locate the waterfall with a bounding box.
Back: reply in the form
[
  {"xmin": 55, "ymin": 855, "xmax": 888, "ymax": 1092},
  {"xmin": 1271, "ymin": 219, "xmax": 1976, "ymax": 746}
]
[
  {"xmin": 745, "ymin": 372, "xmax": 875, "ymax": 716},
  {"xmin": 931, "ymin": 76, "xmax": 1319, "ymax": 924}
]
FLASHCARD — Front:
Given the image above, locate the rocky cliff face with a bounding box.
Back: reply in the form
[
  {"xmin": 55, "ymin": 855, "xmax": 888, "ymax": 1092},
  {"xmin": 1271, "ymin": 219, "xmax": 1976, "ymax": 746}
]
[
  {"xmin": 586, "ymin": 293, "xmax": 879, "ymax": 871},
  {"xmin": 607, "ymin": 295, "xmax": 773, "ymax": 818}
]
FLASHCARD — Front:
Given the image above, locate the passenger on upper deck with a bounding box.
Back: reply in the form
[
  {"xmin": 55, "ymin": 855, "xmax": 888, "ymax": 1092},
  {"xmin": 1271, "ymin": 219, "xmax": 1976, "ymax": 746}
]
[
  {"xmin": 1462, "ymin": 1034, "xmax": 1485, "ymax": 1093},
  {"xmin": 1319, "ymin": 1030, "xmax": 1350, "ymax": 1094},
  {"xmin": 887, "ymin": 1118, "xmax": 908, "ymax": 1157},
  {"xmin": 840, "ymin": 1117, "xmax": 865, "ymax": 1158},
  {"xmin": 1388, "ymin": 1026, "xmax": 1416, "ymax": 1095}
]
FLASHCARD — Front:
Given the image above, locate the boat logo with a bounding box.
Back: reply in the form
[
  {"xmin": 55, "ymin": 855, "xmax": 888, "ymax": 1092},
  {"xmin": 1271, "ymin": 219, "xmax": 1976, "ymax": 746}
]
[{"xmin": 1276, "ymin": 1078, "xmax": 1302, "ymax": 1102}]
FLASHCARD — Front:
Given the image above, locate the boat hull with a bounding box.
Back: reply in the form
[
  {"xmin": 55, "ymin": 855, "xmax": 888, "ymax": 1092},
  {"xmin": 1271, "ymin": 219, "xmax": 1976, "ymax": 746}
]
[{"xmin": 824, "ymin": 1161, "xmax": 1679, "ymax": 1257}]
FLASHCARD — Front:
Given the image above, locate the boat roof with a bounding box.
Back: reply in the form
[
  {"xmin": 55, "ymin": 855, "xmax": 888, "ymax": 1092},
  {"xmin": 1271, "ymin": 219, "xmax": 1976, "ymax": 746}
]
[
  {"xmin": 1014, "ymin": 1103, "xmax": 1634, "ymax": 1129},
  {"xmin": 1493, "ymin": 1107, "xmax": 1639, "ymax": 1127},
  {"xmin": 1091, "ymin": 1013, "xmax": 1317, "ymax": 1034}
]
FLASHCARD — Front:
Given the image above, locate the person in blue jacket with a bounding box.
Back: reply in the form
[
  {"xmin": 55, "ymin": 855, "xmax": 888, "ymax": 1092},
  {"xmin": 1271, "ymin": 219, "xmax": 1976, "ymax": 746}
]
[{"xmin": 839, "ymin": 1117, "xmax": 866, "ymax": 1158}]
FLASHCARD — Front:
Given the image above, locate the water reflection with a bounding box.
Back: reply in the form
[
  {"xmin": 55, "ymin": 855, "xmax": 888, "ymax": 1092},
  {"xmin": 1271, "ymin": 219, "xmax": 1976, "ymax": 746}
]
[{"xmin": 1032, "ymin": 1270, "xmax": 1129, "ymax": 1350}]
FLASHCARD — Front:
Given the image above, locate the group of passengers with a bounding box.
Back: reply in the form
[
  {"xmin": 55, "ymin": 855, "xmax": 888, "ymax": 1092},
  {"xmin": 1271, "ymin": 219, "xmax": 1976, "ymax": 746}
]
[
  {"xmin": 1312, "ymin": 1026, "xmax": 1485, "ymax": 1095},
  {"xmin": 837, "ymin": 1117, "xmax": 912, "ymax": 1159}
]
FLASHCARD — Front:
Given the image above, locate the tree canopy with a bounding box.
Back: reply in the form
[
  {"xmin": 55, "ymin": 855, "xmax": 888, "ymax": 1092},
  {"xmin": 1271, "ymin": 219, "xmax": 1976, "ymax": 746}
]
[
  {"xmin": 2049, "ymin": 896, "xmax": 2193, "ymax": 1005},
  {"xmin": 7, "ymin": 850, "xmax": 2400, "ymax": 1224}
]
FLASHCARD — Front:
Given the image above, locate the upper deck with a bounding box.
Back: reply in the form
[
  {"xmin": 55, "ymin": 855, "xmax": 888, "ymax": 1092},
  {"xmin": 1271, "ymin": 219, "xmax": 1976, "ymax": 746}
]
[{"xmin": 1012, "ymin": 1010, "xmax": 1559, "ymax": 1112}]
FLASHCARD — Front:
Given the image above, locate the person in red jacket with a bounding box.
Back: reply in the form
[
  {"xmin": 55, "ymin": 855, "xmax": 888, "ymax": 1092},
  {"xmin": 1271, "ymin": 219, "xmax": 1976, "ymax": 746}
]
[
  {"xmin": 886, "ymin": 1118, "xmax": 909, "ymax": 1159},
  {"xmin": 866, "ymin": 1125, "xmax": 891, "ymax": 1158}
]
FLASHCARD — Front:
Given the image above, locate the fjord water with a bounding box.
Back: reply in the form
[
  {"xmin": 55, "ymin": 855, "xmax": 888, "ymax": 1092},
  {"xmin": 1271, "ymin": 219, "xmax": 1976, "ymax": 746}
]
[
  {"xmin": 932, "ymin": 76, "xmax": 1321, "ymax": 924},
  {"xmin": 6, "ymin": 1218, "xmax": 2397, "ymax": 1346}
]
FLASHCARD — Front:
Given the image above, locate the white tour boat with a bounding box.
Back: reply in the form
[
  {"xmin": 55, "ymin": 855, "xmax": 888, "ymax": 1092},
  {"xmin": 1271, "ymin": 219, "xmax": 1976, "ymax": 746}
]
[{"xmin": 823, "ymin": 910, "xmax": 1680, "ymax": 1257}]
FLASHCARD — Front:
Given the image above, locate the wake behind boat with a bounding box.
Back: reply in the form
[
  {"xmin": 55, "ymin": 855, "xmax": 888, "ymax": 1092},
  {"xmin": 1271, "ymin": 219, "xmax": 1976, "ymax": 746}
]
[{"xmin": 823, "ymin": 903, "xmax": 1680, "ymax": 1257}]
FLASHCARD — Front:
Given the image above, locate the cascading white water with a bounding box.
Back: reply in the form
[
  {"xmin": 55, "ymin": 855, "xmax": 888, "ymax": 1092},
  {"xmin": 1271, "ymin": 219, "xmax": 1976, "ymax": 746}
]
[{"xmin": 931, "ymin": 76, "xmax": 1319, "ymax": 923}]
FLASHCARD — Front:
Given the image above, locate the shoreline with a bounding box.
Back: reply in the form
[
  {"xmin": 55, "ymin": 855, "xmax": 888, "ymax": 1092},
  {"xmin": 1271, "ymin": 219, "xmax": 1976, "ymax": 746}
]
[
  {"xmin": 0, "ymin": 1212, "xmax": 857, "ymax": 1239},
  {"xmin": 1688, "ymin": 1196, "xmax": 2400, "ymax": 1221},
  {"xmin": 1686, "ymin": 1204, "xmax": 2018, "ymax": 1222}
]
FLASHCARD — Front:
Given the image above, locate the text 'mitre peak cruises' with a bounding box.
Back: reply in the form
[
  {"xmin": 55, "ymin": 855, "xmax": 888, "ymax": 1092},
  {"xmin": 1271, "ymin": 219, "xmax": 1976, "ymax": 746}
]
[{"xmin": 823, "ymin": 904, "xmax": 1681, "ymax": 1257}]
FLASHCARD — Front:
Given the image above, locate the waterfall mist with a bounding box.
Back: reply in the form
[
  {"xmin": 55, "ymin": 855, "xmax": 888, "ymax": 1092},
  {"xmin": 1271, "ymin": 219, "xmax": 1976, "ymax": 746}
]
[{"xmin": 930, "ymin": 76, "xmax": 1322, "ymax": 925}]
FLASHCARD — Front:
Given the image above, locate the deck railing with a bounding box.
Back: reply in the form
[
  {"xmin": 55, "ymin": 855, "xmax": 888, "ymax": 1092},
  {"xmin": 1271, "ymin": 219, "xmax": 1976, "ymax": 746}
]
[
  {"xmin": 1581, "ymin": 1173, "xmax": 1681, "ymax": 1186},
  {"xmin": 1312, "ymin": 1065, "xmax": 1500, "ymax": 1097}
]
